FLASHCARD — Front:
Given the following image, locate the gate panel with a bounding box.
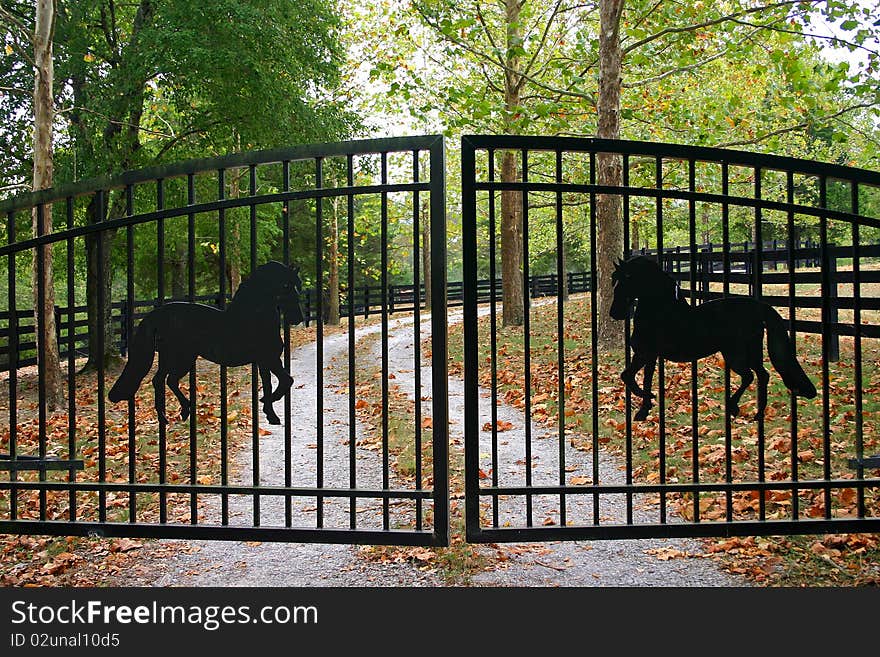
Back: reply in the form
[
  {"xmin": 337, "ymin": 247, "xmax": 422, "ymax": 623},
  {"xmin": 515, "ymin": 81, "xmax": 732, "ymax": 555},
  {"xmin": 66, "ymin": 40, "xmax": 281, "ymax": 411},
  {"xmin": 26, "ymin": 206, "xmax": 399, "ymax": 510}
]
[
  {"xmin": 462, "ymin": 135, "xmax": 880, "ymax": 542},
  {"xmin": 0, "ymin": 135, "xmax": 447, "ymax": 546}
]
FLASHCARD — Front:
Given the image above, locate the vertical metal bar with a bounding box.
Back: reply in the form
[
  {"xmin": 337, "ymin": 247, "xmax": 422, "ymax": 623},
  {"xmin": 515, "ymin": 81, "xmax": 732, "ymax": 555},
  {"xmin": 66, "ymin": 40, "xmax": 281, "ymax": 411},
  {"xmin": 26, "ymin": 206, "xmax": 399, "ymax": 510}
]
[
  {"xmin": 818, "ymin": 175, "xmax": 832, "ymax": 518},
  {"xmin": 754, "ymin": 167, "xmax": 765, "ymax": 520},
  {"xmin": 282, "ymin": 161, "xmax": 293, "ymax": 527},
  {"xmin": 187, "ymin": 173, "xmax": 198, "ymax": 524},
  {"xmin": 379, "ymin": 153, "xmax": 389, "ymax": 530},
  {"xmin": 218, "ymin": 169, "xmax": 229, "ymax": 524},
  {"xmin": 430, "ymin": 137, "xmax": 449, "ymax": 545},
  {"xmin": 488, "ymin": 149, "xmax": 499, "ymax": 527},
  {"xmin": 125, "ymin": 186, "xmax": 136, "ymax": 523},
  {"xmin": 66, "ymin": 197, "xmax": 77, "ymax": 521},
  {"xmin": 851, "ymin": 181, "xmax": 864, "ymax": 517},
  {"xmin": 688, "ymin": 160, "xmax": 699, "ymax": 523},
  {"xmin": 555, "ymin": 150, "xmax": 566, "ymax": 527},
  {"xmin": 655, "ymin": 156, "xmax": 666, "ymax": 524},
  {"xmin": 521, "ymin": 149, "xmax": 533, "ymax": 528},
  {"xmin": 346, "ymin": 154, "xmax": 357, "ymax": 529},
  {"xmin": 786, "ymin": 171, "xmax": 799, "ymax": 520},
  {"xmin": 412, "ymin": 149, "xmax": 423, "ymax": 530},
  {"xmin": 7, "ymin": 211, "xmax": 18, "ymax": 520},
  {"xmin": 35, "ymin": 203, "xmax": 48, "ymax": 521},
  {"xmin": 622, "ymin": 155, "xmax": 633, "ymax": 525},
  {"xmin": 589, "ymin": 151, "xmax": 599, "ymax": 525},
  {"xmin": 96, "ymin": 190, "xmax": 107, "ymax": 523},
  {"xmin": 316, "ymin": 157, "xmax": 325, "ymax": 528},
  {"xmin": 463, "ymin": 139, "xmax": 480, "ymax": 539},
  {"xmin": 250, "ymin": 164, "xmax": 260, "ymax": 527},
  {"xmin": 721, "ymin": 163, "xmax": 732, "ymax": 521},
  {"xmin": 154, "ymin": 181, "xmax": 166, "ymax": 524}
]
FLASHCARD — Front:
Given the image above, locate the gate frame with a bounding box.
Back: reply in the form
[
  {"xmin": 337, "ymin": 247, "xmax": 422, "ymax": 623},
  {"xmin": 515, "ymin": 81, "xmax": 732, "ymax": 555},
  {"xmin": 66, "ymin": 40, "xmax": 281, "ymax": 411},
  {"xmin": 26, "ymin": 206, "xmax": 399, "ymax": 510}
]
[
  {"xmin": 0, "ymin": 135, "xmax": 449, "ymax": 547},
  {"xmin": 461, "ymin": 133, "xmax": 880, "ymax": 544}
]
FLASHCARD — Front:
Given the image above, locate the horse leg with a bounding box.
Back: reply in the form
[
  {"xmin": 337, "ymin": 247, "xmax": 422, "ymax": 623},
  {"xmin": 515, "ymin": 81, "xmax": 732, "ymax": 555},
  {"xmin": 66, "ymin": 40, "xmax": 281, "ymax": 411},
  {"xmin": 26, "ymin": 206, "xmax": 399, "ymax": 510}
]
[
  {"xmin": 621, "ymin": 351, "xmax": 654, "ymax": 400},
  {"xmin": 152, "ymin": 366, "xmax": 168, "ymax": 426},
  {"xmin": 166, "ymin": 358, "xmax": 196, "ymax": 422},
  {"xmin": 724, "ymin": 351, "xmax": 754, "ymax": 418},
  {"xmin": 748, "ymin": 341, "xmax": 770, "ymax": 420},
  {"xmin": 634, "ymin": 356, "xmax": 657, "ymax": 421},
  {"xmin": 258, "ymin": 364, "xmax": 281, "ymax": 425},
  {"xmin": 267, "ymin": 359, "xmax": 293, "ymax": 402}
]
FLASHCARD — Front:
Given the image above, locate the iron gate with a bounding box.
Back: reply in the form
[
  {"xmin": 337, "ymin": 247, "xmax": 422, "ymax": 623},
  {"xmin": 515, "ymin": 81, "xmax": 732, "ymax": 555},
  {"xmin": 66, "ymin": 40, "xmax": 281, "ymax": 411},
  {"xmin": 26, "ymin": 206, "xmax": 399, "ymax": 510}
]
[
  {"xmin": 461, "ymin": 135, "xmax": 880, "ymax": 542},
  {"xmin": 0, "ymin": 135, "xmax": 448, "ymax": 546}
]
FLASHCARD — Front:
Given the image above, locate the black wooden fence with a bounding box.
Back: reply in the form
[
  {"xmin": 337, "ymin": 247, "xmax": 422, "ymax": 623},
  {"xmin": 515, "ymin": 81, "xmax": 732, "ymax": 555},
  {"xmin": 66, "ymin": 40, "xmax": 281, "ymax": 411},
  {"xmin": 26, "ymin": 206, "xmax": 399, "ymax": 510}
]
[
  {"xmin": 3, "ymin": 239, "xmax": 877, "ymax": 372},
  {"xmin": 0, "ymin": 272, "xmax": 594, "ymax": 371}
]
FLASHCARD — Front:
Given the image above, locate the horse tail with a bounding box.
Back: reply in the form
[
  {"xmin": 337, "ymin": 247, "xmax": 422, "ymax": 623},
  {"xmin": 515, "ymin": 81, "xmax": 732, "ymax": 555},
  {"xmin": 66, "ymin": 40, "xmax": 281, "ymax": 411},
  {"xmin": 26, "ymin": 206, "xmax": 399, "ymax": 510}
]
[
  {"xmin": 763, "ymin": 305, "xmax": 817, "ymax": 399},
  {"xmin": 108, "ymin": 312, "xmax": 159, "ymax": 403}
]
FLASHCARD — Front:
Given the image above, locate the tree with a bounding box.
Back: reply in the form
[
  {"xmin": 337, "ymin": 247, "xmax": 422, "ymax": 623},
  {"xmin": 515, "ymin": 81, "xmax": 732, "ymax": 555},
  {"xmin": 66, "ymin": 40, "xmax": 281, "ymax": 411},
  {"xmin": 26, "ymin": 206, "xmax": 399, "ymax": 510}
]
[
  {"xmin": 596, "ymin": 0, "xmax": 625, "ymax": 348},
  {"xmin": 0, "ymin": 0, "xmax": 65, "ymax": 407},
  {"xmin": 378, "ymin": 0, "xmax": 879, "ymax": 339},
  {"xmin": 399, "ymin": 0, "xmax": 596, "ymax": 326},
  {"xmin": 47, "ymin": 0, "xmax": 354, "ymax": 370},
  {"xmin": 31, "ymin": 0, "xmax": 64, "ymax": 406}
]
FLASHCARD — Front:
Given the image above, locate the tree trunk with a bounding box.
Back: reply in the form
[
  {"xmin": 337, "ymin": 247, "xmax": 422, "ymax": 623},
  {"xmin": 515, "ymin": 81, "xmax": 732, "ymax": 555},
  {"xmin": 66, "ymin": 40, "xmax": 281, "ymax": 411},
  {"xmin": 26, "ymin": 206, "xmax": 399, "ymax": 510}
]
[
  {"xmin": 596, "ymin": 0, "xmax": 625, "ymax": 349},
  {"xmin": 327, "ymin": 196, "xmax": 340, "ymax": 325},
  {"xmin": 500, "ymin": 0, "xmax": 525, "ymax": 328},
  {"xmin": 501, "ymin": 151, "xmax": 524, "ymax": 326},
  {"xmin": 83, "ymin": 195, "xmax": 118, "ymax": 372},
  {"xmin": 31, "ymin": 0, "xmax": 64, "ymax": 409},
  {"xmin": 421, "ymin": 198, "xmax": 431, "ymax": 310},
  {"xmin": 81, "ymin": 0, "xmax": 154, "ymax": 373},
  {"xmin": 170, "ymin": 238, "xmax": 187, "ymax": 299}
]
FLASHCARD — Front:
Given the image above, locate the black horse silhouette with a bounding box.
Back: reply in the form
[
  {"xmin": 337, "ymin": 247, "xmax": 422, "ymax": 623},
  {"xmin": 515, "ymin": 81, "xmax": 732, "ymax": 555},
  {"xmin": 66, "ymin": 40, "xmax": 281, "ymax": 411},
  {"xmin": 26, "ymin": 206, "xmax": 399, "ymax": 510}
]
[
  {"xmin": 610, "ymin": 256, "xmax": 817, "ymax": 421},
  {"xmin": 108, "ymin": 261, "xmax": 305, "ymax": 425}
]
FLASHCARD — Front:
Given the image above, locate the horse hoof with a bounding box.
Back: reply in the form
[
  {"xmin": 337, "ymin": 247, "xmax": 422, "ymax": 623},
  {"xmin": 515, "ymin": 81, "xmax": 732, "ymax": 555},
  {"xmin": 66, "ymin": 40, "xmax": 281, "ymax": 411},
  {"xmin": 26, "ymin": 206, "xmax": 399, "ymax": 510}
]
[
  {"xmin": 265, "ymin": 415, "xmax": 281, "ymax": 426},
  {"xmin": 634, "ymin": 409, "xmax": 649, "ymax": 421},
  {"xmin": 728, "ymin": 405, "xmax": 740, "ymax": 418}
]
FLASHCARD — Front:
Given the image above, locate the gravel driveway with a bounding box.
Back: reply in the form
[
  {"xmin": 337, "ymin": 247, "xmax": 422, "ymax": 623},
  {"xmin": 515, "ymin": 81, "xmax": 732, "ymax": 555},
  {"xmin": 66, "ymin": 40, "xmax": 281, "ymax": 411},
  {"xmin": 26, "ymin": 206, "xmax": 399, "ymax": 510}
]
[{"xmin": 123, "ymin": 304, "xmax": 745, "ymax": 587}]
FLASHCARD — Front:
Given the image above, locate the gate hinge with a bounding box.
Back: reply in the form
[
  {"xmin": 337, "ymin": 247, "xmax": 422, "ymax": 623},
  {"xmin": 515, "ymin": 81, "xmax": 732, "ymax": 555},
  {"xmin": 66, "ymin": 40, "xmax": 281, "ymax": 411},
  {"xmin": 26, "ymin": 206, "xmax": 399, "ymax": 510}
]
[
  {"xmin": 848, "ymin": 455, "xmax": 880, "ymax": 470},
  {"xmin": 0, "ymin": 454, "xmax": 85, "ymax": 472}
]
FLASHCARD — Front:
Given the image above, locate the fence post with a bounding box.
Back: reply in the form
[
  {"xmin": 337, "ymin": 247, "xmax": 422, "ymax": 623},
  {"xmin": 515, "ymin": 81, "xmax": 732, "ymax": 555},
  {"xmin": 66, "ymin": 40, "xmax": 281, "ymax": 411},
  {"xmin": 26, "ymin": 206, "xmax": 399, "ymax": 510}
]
[{"xmin": 364, "ymin": 286, "xmax": 370, "ymax": 319}]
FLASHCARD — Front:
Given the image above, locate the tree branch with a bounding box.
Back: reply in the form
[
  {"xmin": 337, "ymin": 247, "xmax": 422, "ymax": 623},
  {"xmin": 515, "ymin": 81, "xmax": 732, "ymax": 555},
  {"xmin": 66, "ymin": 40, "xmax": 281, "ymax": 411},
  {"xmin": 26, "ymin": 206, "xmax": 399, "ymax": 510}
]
[
  {"xmin": 622, "ymin": 0, "xmax": 820, "ymax": 55},
  {"xmin": 712, "ymin": 102, "xmax": 878, "ymax": 148},
  {"xmin": 0, "ymin": 3, "xmax": 34, "ymax": 42},
  {"xmin": 727, "ymin": 17, "xmax": 880, "ymax": 59},
  {"xmin": 520, "ymin": 0, "xmax": 566, "ymax": 83},
  {"xmin": 0, "ymin": 84, "xmax": 31, "ymax": 96},
  {"xmin": 58, "ymin": 104, "xmax": 174, "ymax": 139},
  {"xmin": 624, "ymin": 28, "xmax": 763, "ymax": 88}
]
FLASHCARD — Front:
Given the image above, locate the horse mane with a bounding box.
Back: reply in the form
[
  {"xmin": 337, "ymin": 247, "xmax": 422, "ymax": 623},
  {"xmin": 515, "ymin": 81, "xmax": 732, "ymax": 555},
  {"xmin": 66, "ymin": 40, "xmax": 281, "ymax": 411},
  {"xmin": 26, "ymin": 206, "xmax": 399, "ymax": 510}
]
[
  {"xmin": 229, "ymin": 262, "xmax": 284, "ymax": 309},
  {"xmin": 628, "ymin": 256, "xmax": 679, "ymax": 301}
]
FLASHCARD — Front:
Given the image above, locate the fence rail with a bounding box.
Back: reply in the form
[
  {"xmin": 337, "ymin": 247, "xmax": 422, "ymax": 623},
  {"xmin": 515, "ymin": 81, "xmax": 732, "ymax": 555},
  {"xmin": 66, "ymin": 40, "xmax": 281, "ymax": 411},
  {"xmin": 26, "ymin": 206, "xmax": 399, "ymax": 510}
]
[
  {"xmin": 3, "ymin": 240, "xmax": 878, "ymax": 371},
  {"xmin": 0, "ymin": 272, "xmax": 594, "ymax": 371}
]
